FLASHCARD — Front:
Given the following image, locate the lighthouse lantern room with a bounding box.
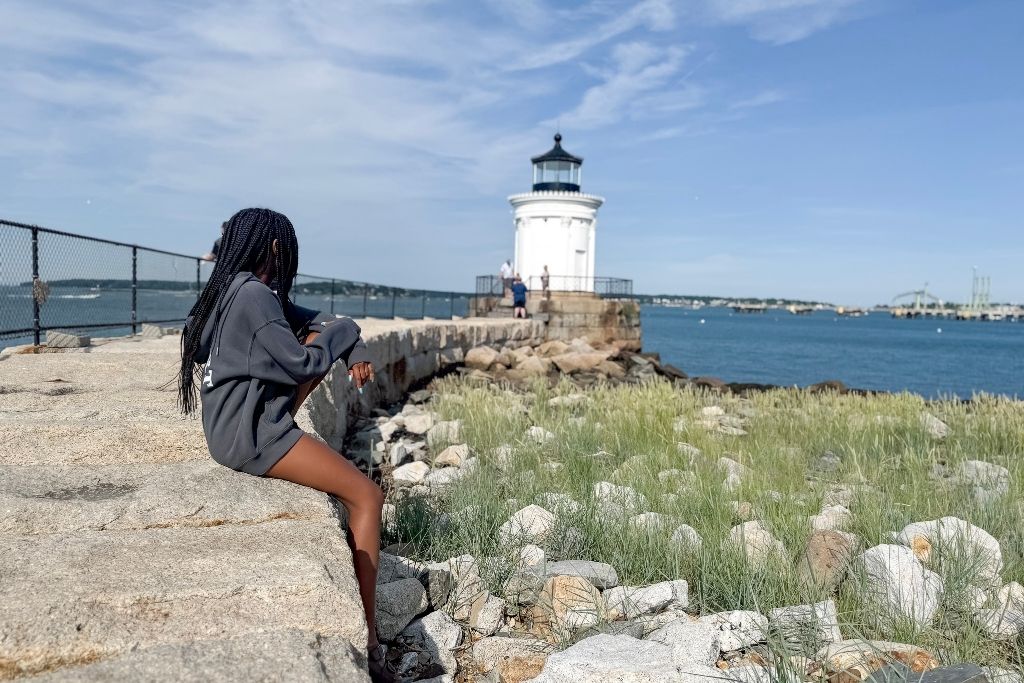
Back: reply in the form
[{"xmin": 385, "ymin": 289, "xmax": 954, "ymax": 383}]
[{"xmin": 511, "ymin": 134, "xmax": 604, "ymax": 293}]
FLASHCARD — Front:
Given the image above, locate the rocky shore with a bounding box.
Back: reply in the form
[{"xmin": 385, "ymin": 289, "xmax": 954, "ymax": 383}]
[{"xmin": 351, "ymin": 337, "xmax": 1024, "ymax": 683}]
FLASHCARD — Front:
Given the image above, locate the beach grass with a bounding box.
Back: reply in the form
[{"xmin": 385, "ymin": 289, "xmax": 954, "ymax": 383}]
[{"xmin": 388, "ymin": 376, "xmax": 1024, "ymax": 666}]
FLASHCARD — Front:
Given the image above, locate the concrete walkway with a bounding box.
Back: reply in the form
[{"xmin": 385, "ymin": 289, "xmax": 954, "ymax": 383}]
[{"xmin": 0, "ymin": 317, "xmax": 539, "ymax": 680}]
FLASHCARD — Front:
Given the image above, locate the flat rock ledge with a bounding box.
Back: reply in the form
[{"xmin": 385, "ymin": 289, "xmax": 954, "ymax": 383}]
[{"xmin": 0, "ymin": 318, "xmax": 541, "ymax": 681}]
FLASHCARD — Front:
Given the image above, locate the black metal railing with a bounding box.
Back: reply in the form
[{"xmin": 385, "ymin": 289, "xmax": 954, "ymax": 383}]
[
  {"xmin": 0, "ymin": 219, "xmax": 472, "ymax": 346},
  {"xmin": 476, "ymin": 274, "xmax": 633, "ymax": 298}
]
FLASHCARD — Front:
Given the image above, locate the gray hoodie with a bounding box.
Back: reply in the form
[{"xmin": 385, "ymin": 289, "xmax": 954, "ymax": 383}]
[{"xmin": 191, "ymin": 272, "xmax": 370, "ymax": 475}]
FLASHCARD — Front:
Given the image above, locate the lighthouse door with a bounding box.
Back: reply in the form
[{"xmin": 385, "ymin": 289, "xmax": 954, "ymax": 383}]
[{"xmin": 574, "ymin": 250, "xmax": 586, "ymax": 290}]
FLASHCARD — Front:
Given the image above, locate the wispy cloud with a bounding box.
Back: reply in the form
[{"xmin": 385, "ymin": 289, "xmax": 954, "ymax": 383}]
[
  {"xmin": 692, "ymin": 0, "xmax": 869, "ymax": 44},
  {"xmin": 554, "ymin": 42, "xmax": 696, "ymax": 129},
  {"xmin": 729, "ymin": 89, "xmax": 788, "ymax": 110}
]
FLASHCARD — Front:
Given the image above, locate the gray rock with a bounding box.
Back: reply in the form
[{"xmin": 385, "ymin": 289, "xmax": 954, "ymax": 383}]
[
  {"xmin": 392, "ymin": 461, "xmax": 430, "ymax": 487},
  {"xmin": 389, "ymin": 442, "xmax": 409, "ymax": 467},
  {"xmin": 466, "ymin": 345, "xmax": 500, "ymax": 370},
  {"xmin": 0, "ymin": 521, "xmax": 366, "ymax": 677},
  {"xmin": 472, "ymin": 593, "xmax": 506, "ymax": 636},
  {"xmin": 985, "ymin": 668, "xmax": 1024, "ymax": 683},
  {"xmin": 498, "ymin": 505, "xmax": 556, "ymax": 545},
  {"xmin": 645, "ymin": 618, "xmax": 721, "ymax": 667},
  {"xmin": 957, "ymin": 460, "xmax": 1010, "ymax": 504},
  {"xmin": 921, "ymin": 413, "xmax": 950, "ymax": 440},
  {"xmin": 809, "ymin": 504, "xmax": 853, "ymax": 531},
  {"xmin": 27, "ymin": 629, "xmax": 366, "ymax": 682},
  {"xmin": 545, "ymin": 560, "xmax": 619, "ymax": 589},
  {"xmin": 869, "ymin": 663, "xmax": 988, "ymax": 683},
  {"xmin": 473, "ymin": 635, "xmax": 555, "ymax": 674},
  {"xmin": 677, "ymin": 442, "xmax": 702, "ymax": 462},
  {"xmin": 404, "ymin": 412, "xmax": 435, "ymax": 435},
  {"xmin": 629, "ymin": 512, "xmax": 674, "ymax": 533},
  {"xmin": 697, "ymin": 610, "xmax": 768, "ymax": 652},
  {"xmin": 593, "ymin": 481, "xmax": 648, "ymax": 515},
  {"xmin": 376, "ymin": 577, "xmax": 429, "ymax": 641},
  {"xmin": 139, "ymin": 323, "xmax": 164, "ymax": 339},
  {"xmin": 719, "ymin": 457, "xmax": 753, "ymax": 492},
  {"xmin": 976, "ymin": 607, "xmax": 1024, "ymax": 641},
  {"xmin": 724, "ymin": 521, "xmax": 786, "ymax": 569},
  {"xmin": 856, "ymin": 544, "xmax": 943, "ymax": 629},
  {"xmin": 444, "ymin": 554, "xmax": 487, "ymax": 621},
  {"xmin": 822, "ymin": 484, "xmax": 856, "ymax": 508},
  {"xmin": 670, "ymin": 524, "xmax": 703, "ymax": 551},
  {"xmin": 528, "ymin": 633, "xmax": 715, "ymax": 682},
  {"xmin": 424, "ymin": 466, "xmax": 468, "ymax": 490},
  {"xmin": 572, "ymin": 620, "xmax": 646, "ymax": 642},
  {"xmin": 423, "ymin": 563, "xmax": 455, "ymax": 610},
  {"xmin": 893, "ymin": 516, "xmax": 1002, "ymax": 587},
  {"xmin": 0, "ymin": 462, "xmax": 337, "ymax": 536},
  {"xmin": 407, "ymin": 389, "xmax": 432, "ymax": 404},
  {"xmin": 526, "ymin": 425, "xmax": 556, "ymax": 444},
  {"xmin": 434, "ymin": 443, "xmax": 469, "ymax": 468},
  {"xmin": 401, "ymin": 610, "xmax": 463, "ymax": 674},
  {"xmin": 46, "ymin": 330, "xmax": 90, "ymax": 348},
  {"xmin": 604, "ymin": 580, "xmax": 688, "ymax": 619},
  {"xmin": 769, "ymin": 599, "xmax": 842, "ymax": 652},
  {"xmin": 536, "ymin": 492, "xmax": 582, "ymax": 516},
  {"xmin": 377, "ymin": 553, "xmax": 424, "ymax": 585}
]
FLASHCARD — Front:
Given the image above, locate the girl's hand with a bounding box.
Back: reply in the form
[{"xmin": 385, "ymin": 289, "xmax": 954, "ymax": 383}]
[{"xmin": 349, "ymin": 362, "xmax": 375, "ymax": 390}]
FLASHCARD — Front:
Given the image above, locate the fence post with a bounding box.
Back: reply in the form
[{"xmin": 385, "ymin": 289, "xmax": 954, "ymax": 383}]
[
  {"xmin": 195, "ymin": 259, "xmax": 201, "ymax": 300},
  {"xmin": 131, "ymin": 246, "xmax": 138, "ymax": 335},
  {"xmin": 31, "ymin": 227, "xmax": 40, "ymax": 346},
  {"xmin": 330, "ymin": 279, "xmax": 336, "ymax": 315},
  {"xmin": 421, "ymin": 291, "xmax": 427, "ymax": 319},
  {"xmin": 362, "ymin": 284, "xmax": 369, "ymax": 317},
  {"xmin": 390, "ymin": 290, "xmax": 397, "ymax": 319},
  {"xmin": 450, "ymin": 292, "xmax": 455, "ymax": 319}
]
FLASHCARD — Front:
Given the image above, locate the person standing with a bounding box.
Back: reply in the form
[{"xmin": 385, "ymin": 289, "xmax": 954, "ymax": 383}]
[
  {"xmin": 202, "ymin": 221, "xmax": 228, "ymax": 261},
  {"xmin": 499, "ymin": 259, "xmax": 513, "ymax": 297},
  {"xmin": 541, "ymin": 265, "xmax": 550, "ymax": 300},
  {"xmin": 511, "ymin": 275, "xmax": 528, "ymax": 319}
]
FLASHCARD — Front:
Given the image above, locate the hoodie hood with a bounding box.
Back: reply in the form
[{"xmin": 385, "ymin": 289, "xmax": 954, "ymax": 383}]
[{"xmin": 191, "ymin": 271, "xmax": 260, "ymax": 364}]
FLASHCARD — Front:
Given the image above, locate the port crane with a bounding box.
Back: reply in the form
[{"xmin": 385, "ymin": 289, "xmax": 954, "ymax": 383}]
[{"xmin": 891, "ymin": 285, "xmax": 944, "ymax": 313}]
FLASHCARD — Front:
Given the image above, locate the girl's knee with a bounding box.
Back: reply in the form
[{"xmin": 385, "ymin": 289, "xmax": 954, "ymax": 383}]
[{"xmin": 354, "ymin": 479, "xmax": 384, "ymax": 512}]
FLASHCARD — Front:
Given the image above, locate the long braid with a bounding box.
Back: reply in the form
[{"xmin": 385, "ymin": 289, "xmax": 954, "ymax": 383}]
[{"xmin": 178, "ymin": 208, "xmax": 299, "ymax": 414}]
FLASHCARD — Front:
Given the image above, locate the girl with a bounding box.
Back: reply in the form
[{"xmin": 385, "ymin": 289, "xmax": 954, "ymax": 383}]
[{"xmin": 178, "ymin": 208, "xmax": 394, "ymax": 682}]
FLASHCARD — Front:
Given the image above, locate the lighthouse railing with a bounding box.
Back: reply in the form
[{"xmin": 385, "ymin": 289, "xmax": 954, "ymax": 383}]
[{"xmin": 474, "ymin": 274, "xmax": 633, "ymax": 298}]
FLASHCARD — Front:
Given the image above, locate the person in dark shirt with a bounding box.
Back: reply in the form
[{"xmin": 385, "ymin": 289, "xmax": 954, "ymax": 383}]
[
  {"xmin": 511, "ymin": 275, "xmax": 528, "ymax": 318},
  {"xmin": 202, "ymin": 221, "xmax": 228, "ymax": 261}
]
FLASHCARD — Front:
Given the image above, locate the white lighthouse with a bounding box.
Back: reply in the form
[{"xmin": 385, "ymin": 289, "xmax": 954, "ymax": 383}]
[{"xmin": 510, "ymin": 134, "xmax": 604, "ymax": 292}]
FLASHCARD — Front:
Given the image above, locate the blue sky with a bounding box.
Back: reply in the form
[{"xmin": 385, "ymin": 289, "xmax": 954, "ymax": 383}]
[{"xmin": 1, "ymin": 0, "xmax": 1021, "ymax": 305}]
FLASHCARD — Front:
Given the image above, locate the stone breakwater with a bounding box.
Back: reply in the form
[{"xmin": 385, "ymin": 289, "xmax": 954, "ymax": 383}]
[{"xmin": 0, "ymin": 317, "xmax": 541, "ymax": 681}]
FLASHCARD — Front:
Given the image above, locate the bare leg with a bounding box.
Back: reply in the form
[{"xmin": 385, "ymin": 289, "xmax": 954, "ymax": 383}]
[{"xmin": 266, "ymin": 435, "xmax": 385, "ymax": 647}]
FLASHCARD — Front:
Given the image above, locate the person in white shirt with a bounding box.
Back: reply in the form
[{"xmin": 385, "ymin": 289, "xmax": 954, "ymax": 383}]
[{"xmin": 499, "ymin": 260, "xmax": 513, "ymax": 297}]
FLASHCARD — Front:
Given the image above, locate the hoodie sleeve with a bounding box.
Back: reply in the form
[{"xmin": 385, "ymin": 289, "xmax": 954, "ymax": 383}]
[{"xmin": 241, "ymin": 284, "xmax": 367, "ymax": 385}]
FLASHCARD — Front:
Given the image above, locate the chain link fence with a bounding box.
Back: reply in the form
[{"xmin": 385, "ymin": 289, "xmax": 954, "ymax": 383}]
[{"xmin": 1, "ymin": 219, "xmax": 471, "ymax": 348}]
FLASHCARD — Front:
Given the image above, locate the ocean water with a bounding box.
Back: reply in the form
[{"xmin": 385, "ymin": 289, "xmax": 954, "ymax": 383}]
[
  {"xmin": 642, "ymin": 305, "xmax": 1023, "ymax": 399},
  {"xmin": 0, "ymin": 285, "xmax": 470, "ymax": 347},
  {"xmin": 4, "ymin": 286, "xmax": 1020, "ymax": 399}
]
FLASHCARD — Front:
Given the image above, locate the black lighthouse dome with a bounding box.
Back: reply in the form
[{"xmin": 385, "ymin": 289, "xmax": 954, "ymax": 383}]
[{"xmin": 531, "ymin": 133, "xmax": 582, "ymax": 192}]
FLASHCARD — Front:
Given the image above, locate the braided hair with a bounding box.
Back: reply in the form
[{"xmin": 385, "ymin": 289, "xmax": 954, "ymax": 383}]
[{"xmin": 178, "ymin": 208, "xmax": 299, "ymax": 414}]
